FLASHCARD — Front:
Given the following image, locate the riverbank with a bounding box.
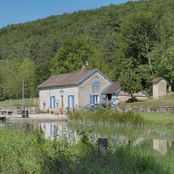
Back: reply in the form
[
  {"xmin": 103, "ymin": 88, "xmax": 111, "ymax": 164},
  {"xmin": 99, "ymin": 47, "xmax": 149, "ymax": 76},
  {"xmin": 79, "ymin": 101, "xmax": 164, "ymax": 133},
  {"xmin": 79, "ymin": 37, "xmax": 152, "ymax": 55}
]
[
  {"xmin": 141, "ymin": 112, "xmax": 174, "ymax": 126},
  {"xmin": 69, "ymin": 110, "xmax": 174, "ymax": 126},
  {"xmin": 5, "ymin": 113, "xmax": 67, "ymax": 122}
]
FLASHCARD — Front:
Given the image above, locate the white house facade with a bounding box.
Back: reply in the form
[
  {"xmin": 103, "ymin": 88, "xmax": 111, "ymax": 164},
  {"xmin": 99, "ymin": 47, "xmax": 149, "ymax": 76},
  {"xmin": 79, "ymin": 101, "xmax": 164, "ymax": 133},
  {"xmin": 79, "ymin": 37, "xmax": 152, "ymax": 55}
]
[
  {"xmin": 38, "ymin": 67, "xmax": 149, "ymax": 113},
  {"xmin": 38, "ymin": 67, "xmax": 112, "ymax": 113}
]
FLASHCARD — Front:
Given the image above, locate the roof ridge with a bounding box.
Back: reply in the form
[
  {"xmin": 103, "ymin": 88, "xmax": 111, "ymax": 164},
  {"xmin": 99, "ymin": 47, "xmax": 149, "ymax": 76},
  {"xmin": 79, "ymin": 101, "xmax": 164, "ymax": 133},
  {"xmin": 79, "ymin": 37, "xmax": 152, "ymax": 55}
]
[{"xmin": 53, "ymin": 68, "xmax": 96, "ymax": 77}]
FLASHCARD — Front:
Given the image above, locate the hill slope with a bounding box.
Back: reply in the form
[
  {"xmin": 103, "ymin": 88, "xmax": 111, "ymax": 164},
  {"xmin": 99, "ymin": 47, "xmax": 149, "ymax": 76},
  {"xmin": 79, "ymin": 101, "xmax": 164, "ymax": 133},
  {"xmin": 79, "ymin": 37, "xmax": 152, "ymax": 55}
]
[{"xmin": 0, "ymin": 0, "xmax": 174, "ymax": 99}]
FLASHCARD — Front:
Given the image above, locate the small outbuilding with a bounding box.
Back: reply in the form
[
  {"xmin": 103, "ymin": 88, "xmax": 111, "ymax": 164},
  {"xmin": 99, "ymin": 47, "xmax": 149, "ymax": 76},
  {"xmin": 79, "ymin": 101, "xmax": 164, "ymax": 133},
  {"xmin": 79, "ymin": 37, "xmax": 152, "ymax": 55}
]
[{"xmin": 152, "ymin": 77, "xmax": 167, "ymax": 99}]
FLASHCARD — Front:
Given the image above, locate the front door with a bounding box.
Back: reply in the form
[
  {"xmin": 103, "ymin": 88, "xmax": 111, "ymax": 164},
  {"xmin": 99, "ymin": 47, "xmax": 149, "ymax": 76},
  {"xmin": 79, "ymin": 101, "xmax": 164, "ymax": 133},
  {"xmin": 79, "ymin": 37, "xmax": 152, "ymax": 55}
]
[
  {"xmin": 68, "ymin": 95, "xmax": 75, "ymax": 110},
  {"xmin": 50, "ymin": 96, "xmax": 56, "ymax": 109},
  {"xmin": 61, "ymin": 95, "xmax": 64, "ymax": 113}
]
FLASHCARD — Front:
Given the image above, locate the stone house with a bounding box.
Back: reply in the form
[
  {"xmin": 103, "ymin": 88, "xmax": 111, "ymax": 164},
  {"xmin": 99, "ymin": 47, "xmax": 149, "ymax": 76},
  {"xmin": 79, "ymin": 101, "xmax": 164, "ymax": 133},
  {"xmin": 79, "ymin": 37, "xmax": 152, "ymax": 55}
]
[
  {"xmin": 38, "ymin": 67, "xmax": 149, "ymax": 113},
  {"xmin": 38, "ymin": 67, "xmax": 112, "ymax": 113},
  {"xmin": 152, "ymin": 77, "xmax": 167, "ymax": 99}
]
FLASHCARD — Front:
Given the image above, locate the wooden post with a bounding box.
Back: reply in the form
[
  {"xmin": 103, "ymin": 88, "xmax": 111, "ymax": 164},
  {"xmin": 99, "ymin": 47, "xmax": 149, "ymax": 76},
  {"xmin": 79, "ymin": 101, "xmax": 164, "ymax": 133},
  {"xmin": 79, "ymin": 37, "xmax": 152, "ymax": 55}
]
[{"xmin": 98, "ymin": 138, "xmax": 108, "ymax": 156}]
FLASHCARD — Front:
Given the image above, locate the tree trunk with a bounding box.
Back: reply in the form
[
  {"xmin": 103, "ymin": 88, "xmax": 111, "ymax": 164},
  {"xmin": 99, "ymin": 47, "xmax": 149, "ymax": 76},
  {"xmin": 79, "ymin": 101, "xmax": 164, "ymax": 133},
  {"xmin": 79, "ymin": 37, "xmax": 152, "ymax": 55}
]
[
  {"xmin": 145, "ymin": 42, "xmax": 154, "ymax": 75},
  {"xmin": 145, "ymin": 32, "xmax": 154, "ymax": 75},
  {"xmin": 130, "ymin": 92, "xmax": 135, "ymax": 102}
]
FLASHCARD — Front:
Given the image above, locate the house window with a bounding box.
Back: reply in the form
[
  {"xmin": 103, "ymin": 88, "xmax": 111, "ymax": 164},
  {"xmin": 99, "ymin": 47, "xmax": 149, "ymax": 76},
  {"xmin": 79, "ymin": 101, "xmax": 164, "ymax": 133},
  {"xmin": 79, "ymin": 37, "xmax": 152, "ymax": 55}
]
[
  {"xmin": 91, "ymin": 80, "xmax": 101, "ymax": 92},
  {"xmin": 90, "ymin": 95, "xmax": 100, "ymax": 105},
  {"xmin": 68, "ymin": 95, "xmax": 75, "ymax": 109}
]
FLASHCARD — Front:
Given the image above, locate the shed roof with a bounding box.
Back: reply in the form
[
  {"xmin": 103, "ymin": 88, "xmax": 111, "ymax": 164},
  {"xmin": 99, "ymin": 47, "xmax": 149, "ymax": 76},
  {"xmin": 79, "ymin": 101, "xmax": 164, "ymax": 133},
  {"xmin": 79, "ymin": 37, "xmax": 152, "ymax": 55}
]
[
  {"xmin": 38, "ymin": 68, "xmax": 111, "ymax": 89},
  {"xmin": 152, "ymin": 77, "xmax": 165, "ymax": 83},
  {"xmin": 102, "ymin": 83, "xmax": 121, "ymax": 94}
]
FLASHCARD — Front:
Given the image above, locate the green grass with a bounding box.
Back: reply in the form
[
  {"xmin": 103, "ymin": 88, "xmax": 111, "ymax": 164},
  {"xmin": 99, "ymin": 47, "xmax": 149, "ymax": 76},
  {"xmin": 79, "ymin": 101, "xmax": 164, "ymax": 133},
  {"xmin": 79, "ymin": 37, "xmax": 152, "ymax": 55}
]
[
  {"xmin": 0, "ymin": 128, "xmax": 172, "ymax": 174},
  {"xmin": 0, "ymin": 98, "xmax": 39, "ymax": 108},
  {"xmin": 141, "ymin": 112, "xmax": 174, "ymax": 126},
  {"xmin": 121, "ymin": 93, "xmax": 174, "ymax": 107}
]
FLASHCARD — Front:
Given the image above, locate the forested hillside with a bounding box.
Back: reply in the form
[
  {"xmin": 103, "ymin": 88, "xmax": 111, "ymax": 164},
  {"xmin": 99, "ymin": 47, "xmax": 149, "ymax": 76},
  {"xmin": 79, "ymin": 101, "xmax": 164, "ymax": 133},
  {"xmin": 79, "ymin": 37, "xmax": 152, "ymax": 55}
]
[{"xmin": 0, "ymin": 0, "xmax": 174, "ymax": 100}]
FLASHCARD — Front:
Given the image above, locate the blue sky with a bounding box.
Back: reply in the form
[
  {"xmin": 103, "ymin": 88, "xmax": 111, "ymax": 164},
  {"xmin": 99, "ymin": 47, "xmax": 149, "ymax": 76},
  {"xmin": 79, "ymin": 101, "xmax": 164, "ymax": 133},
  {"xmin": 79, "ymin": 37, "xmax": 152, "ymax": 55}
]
[{"xmin": 0, "ymin": 0, "xmax": 128, "ymax": 28}]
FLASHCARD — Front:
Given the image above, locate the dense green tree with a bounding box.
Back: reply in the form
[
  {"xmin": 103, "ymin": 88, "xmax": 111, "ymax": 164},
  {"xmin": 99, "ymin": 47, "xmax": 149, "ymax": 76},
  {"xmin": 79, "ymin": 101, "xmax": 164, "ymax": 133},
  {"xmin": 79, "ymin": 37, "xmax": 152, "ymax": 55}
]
[
  {"xmin": 118, "ymin": 69, "xmax": 142, "ymax": 101},
  {"xmin": 52, "ymin": 36, "xmax": 107, "ymax": 75},
  {"xmin": 0, "ymin": 58, "xmax": 21, "ymax": 99},
  {"xmin": 0, "ymin": 58, "xmax": 36, "ymax": 99},
  {"xmin": 16, "ymin": 58, "xmax": 36, "ymax": 98}
]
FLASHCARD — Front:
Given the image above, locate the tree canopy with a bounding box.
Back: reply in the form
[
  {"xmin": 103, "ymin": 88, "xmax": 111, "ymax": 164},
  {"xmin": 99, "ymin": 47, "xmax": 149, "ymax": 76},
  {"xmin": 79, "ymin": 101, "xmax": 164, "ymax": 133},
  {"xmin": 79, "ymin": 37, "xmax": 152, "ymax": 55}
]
[
  {"xmin": 0, "ymin": 0, "xmax": 174, "ymax": 100},
  {"xmin": 119, "ymin": 69, "xmax": 142, "ymax": 101}
]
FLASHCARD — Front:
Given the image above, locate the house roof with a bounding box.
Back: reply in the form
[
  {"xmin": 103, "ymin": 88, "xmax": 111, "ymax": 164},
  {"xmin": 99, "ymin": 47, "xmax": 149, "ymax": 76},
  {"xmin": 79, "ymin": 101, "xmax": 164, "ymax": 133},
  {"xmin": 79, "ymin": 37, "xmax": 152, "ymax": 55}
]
[
  {"xmin": 102, "ymin": 83, "xmax": 121, "ymax": 94},
  {"xmin": 152, "ymin": 77, "xmax": 164, "ymax": 83},
  {"xmin": 38, "ymin": 68, "xmax": 111, "ymax": 89}
]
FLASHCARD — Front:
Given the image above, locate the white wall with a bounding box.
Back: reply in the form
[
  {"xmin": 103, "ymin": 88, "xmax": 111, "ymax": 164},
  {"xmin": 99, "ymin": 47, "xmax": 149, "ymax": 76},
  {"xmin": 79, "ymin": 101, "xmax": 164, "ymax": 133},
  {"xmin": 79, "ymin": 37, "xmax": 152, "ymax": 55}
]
[
  {"xmin": 153, "ymin": 79, "xmax": 167, "ymax": 99},
  {"xmin": 39, "ymin": 86, "xmax": 78, "ymax": 113}
]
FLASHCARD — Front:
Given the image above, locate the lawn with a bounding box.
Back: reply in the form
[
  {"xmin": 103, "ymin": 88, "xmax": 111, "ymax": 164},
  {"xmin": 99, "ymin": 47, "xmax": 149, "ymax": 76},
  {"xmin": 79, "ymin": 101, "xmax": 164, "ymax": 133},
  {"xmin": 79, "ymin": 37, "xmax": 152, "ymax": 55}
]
[
  {"xmin": 0, "ymin": 98, "xmax": 39, "ymax": 108},
  {"xmin": 121, "ymin": 93, "xmax": 174, "ymax": 107}
]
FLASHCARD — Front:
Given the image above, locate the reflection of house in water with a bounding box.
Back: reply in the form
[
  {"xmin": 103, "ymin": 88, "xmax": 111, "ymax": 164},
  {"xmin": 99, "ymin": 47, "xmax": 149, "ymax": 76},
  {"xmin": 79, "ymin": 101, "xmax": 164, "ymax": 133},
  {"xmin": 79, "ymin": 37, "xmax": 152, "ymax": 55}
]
[
  {"xmin": 153, "ymin": 139, "xmax": 169, "ymax": 155},
  {"xmin": 40, "ymin": 121, "xmax": 75, "ymax": 141}
]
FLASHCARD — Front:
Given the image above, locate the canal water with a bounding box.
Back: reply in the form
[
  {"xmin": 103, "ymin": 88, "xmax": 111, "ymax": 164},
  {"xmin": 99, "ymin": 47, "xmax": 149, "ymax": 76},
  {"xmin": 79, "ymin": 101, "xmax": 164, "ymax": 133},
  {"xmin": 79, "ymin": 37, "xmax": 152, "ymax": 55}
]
[{"xmin": 1, "ymin": 119, "xmax": 174, "ymax": 155}]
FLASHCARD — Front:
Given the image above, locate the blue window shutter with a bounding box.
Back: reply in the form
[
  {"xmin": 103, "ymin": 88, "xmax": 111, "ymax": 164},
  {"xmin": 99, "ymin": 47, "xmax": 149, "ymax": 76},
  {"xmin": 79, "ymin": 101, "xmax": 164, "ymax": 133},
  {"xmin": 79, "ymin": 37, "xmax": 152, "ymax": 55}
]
[
  {"xmin": 53, "ymin": 96, "xmax": 56, "ymax": 108},
  {"xmin": 90, "ymin": 95, "xmax": 93, "ymax": 105},
  {"xmin": 68, "ymin": 95, "xmax": 70, "ymax": 108},
  {"xmin": 72, "ymin": 95, "xmax": 75, "ymax": 108},
  {"xmin": 50, "ymin": 96, "xmax": 52, "ymax": 109}
]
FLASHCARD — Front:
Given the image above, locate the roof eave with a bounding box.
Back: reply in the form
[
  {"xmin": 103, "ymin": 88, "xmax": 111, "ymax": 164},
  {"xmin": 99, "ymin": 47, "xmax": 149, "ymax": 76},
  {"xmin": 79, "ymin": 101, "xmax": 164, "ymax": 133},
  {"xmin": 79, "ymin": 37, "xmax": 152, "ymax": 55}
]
[{"xmin": 38, "ymin": 84, "xmax": 78, "ymax": 90}]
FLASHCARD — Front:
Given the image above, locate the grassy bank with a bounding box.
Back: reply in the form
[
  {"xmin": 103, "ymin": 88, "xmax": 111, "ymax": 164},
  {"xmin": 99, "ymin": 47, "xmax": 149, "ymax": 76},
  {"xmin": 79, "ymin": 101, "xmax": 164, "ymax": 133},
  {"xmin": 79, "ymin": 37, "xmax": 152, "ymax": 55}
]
[
  {"xmin": 121, "ymin": 93, "xmax": 174, "ymax": 107},
  {"xmin": 0, "ymin": 98, "xmax": 38, "ymax": 108},
  {"xmin": 141, "ymin": 112, "xmax": 174, "ymax": 126},
  {"xmin": 69, "ymin": 109, "xmax": 144, "ymax": 126},
  {"xmin": 0, "ymin": 128, "xmax": 171, "ymax": 174},
  {"xmin": 69, "ymin": 109, "xmax": 174, "ymax": 126}
]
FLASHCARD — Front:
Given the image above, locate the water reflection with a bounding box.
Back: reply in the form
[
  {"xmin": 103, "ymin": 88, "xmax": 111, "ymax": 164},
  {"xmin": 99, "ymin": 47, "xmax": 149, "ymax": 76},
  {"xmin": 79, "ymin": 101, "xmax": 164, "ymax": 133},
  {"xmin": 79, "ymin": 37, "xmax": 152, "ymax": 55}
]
[
  {"xmin": 40, "ymin": 121, "xmax": 76, "ymax": 141},
  {"xmin": 2, "ymin": 120, "xmax": 174, "ymax": 155},
  {"xmin": 153, "ymin": 139, "xmax": 173, "ymax": 155}
]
